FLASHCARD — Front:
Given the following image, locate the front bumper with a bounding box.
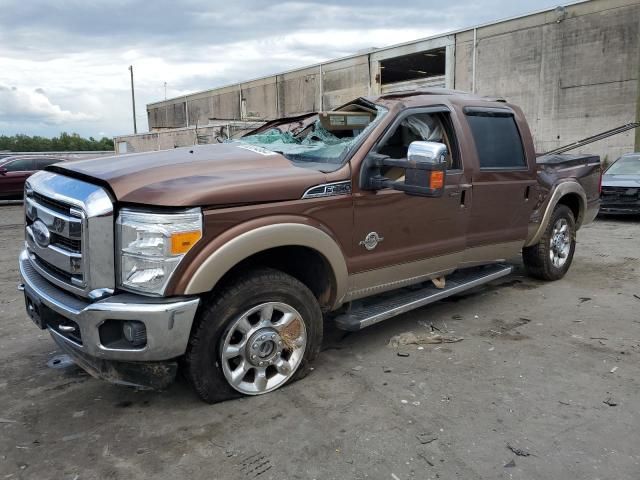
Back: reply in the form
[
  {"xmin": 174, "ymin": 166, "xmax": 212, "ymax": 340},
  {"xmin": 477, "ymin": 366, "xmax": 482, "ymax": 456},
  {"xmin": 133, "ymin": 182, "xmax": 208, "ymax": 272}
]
[
  {"xmin": 599, "ymin": 203, "xmax": 640, "ymax": 215},
  {"xmin": 19, "ymin": 249, "xmax": 200, "ymax": 364}
]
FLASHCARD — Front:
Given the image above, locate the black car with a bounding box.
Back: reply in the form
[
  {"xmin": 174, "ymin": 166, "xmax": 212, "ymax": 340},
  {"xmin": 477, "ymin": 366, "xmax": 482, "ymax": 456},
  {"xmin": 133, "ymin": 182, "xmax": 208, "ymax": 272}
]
[{"xmin": 600, "ymin": 153, "xmax": 640, "ymax": 215}]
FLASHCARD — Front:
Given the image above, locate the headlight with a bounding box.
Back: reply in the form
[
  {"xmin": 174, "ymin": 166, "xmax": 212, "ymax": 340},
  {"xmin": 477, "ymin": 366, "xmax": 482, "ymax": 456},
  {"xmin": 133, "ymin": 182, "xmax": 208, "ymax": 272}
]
[{"xmin": 116, "ymin": 208, "xmax": 202, "ymax": 295}]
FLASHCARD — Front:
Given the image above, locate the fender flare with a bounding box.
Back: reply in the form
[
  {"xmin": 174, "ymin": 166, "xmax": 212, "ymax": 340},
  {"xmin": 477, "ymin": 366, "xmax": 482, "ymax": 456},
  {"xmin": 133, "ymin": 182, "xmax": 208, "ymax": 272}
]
[
  {"xmin": 184, "ymin": 223, "xmax": 349, "ymax": 308},
  {"xmin": 525, "ymin": 181, "xmax": 587, "ymax": 247}
]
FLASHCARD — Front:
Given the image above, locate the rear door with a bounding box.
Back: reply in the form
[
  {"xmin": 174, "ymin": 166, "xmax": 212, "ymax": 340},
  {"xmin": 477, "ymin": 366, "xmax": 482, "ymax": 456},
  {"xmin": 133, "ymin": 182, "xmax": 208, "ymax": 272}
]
[
  {"xmin": 463, "ymin": 107, "xmax": 537, "ymax": 262},
  {"xmin": 0, "ymin": 158, "xmax": 34, "ymax": 197}
]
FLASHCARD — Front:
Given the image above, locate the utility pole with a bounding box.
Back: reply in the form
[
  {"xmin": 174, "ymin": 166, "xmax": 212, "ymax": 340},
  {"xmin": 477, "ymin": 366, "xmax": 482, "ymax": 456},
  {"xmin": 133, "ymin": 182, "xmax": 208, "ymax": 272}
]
[
  {"xmin": 128, "ymin": 65, "xmax": 137, "ymax": 134},
  {"xmin": 164, "ymin": 81, "xmax": 167, "ymax": 100}
]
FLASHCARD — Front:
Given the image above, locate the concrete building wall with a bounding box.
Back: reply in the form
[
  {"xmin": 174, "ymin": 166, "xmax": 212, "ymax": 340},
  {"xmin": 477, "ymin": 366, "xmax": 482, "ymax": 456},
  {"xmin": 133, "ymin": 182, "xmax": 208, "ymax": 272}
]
[
  {"xmin": 455, "ymin": 0, "xmax": 640, "ymax": 162},
  {"xmin": 125, "ymin": 0, "xmax": 639, "ymax": 159}
]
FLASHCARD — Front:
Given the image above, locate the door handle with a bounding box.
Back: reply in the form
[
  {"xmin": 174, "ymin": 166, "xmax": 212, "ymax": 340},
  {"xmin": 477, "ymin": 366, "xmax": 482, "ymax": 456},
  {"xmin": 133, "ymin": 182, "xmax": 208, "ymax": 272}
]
[{"xmin": 449, "ymin": 191, "xmax": 461, "ymax": 197}]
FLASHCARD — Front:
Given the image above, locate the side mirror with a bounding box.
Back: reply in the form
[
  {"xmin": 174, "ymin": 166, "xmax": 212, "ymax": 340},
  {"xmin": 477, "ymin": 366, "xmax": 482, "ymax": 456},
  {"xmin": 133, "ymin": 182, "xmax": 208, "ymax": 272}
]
[
  {"xmin": 0, "ymin": 167, "xmax": 7, "ymax": 175},
  {"xmin": 361, "ymin": 141, "xmax": 448, "ymax": 197},
  {"xmin": 401, "ymin": 141, "xmax": 447, "ymax": 196}
]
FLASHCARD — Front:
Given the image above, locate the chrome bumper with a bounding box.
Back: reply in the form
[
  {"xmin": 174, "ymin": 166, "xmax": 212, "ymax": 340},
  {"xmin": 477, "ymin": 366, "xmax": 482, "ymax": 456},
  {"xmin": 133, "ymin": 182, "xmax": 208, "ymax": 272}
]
[{"xmin": 19, "ymin": 250, "xmax": 200, "ymax": 362}]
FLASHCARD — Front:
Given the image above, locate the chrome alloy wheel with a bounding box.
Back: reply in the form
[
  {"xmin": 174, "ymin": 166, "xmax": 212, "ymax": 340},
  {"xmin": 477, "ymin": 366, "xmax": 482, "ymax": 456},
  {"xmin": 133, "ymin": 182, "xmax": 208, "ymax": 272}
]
[
  {"xmin": 549, "ymin": 218, "xmax": 571, "ymax": 268},
  {"xmin": 220, "ymin": 302, "xmax": 307, "ymax": 395}
]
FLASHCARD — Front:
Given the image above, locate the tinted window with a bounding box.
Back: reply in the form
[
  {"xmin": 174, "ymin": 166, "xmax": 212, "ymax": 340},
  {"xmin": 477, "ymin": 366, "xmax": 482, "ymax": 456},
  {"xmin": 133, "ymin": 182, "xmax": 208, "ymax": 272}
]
[
  {"xmin": 4, "ymin": 158, "xmax": 33, "ymax": 172},
  {"xmin": 34, "ymin": 158, "xmax": 61, "ymax": 169},
  {"xmin": 466, "ymin": 112, "xmax": 526, "ymax": 169}
]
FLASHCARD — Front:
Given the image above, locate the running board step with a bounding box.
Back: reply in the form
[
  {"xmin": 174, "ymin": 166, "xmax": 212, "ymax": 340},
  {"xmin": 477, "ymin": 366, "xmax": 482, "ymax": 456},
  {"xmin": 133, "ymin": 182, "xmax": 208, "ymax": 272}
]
[{"xmin": 334, "ymin": 264, "xmax": 513, "ymax": 331}]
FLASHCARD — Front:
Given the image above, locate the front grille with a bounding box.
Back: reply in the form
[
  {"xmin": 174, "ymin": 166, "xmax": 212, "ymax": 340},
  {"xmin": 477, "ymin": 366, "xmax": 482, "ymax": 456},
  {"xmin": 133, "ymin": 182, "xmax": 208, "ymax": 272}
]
[
  {"xmin": 32, "ymin": 191, "xmax": 72, "ymax": 216},
  {"xmin": 32, "ymin": 255, "xmax": 77, "ymax": 284},
  {"xmin": 602, "ymin": 186, "xmax": 639, "ymax": 199},
  {"xmin": 50, "ymin": 232, "xmax": 82, "ymax": 252},
  {"xmin": 24, "ymin": 171, "xmax": 115, "ymax": 298}
]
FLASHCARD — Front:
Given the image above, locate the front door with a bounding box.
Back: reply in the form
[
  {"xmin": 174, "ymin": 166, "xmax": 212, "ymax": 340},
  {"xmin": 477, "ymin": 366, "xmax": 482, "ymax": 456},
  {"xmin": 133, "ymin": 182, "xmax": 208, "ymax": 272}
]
[{"xmin": 349, "ymin": 109, "xmax": 471, "ymax": 299}]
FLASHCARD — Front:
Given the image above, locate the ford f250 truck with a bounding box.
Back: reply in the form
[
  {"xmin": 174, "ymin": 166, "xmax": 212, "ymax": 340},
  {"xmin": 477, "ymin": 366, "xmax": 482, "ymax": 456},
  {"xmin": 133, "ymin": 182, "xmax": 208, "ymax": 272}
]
[{"xmin": 18, "ymin": 89, "xmax": 601, "ymax": 403}]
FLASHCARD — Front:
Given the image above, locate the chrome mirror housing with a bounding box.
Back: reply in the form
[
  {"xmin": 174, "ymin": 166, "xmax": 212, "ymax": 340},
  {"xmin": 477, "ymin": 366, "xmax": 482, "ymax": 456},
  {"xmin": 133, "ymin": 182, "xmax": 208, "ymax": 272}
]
[{"xmin": 407, "ymin": 141, "xmax": 448, "ymax": 165}]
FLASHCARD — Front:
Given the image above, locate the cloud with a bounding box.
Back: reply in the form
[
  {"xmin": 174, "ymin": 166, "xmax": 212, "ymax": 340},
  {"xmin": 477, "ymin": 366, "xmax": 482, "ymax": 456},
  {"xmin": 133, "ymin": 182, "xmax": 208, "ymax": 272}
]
[
  {"xmin": 0, "ymin": 84, "xmax": 97, "ymax": 125},
  {"xmin": 0, "ymin": 0, "xmax": 563, "ymax": 137}
]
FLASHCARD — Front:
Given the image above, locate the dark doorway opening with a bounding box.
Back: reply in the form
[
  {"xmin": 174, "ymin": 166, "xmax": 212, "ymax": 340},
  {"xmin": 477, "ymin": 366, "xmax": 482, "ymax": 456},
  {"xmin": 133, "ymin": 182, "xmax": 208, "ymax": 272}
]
[{"xmin": 380, "ymin": 47, "xmax": 446, "ymax": 85}]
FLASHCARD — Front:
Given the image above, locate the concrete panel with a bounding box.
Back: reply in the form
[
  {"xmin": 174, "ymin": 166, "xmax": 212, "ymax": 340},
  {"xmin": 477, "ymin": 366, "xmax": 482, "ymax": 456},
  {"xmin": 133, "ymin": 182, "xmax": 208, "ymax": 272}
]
[
  {"xmin": 322, "ymin": 57, "xmax": 370, "ymax": 110},
  {"xmin": 211, "ymin": 90, "xmax": 240, "ymax": 121},
  {"xmin": 280, "ymin": 67, "xmax": 320, "ymax": 116},
  {"xmin": 241, "ymin": 78, "xmax": 278, "ymax": 120},
  {"xmin": 187, "ymin": 96, "xmax": 213, "ymax": 127}
]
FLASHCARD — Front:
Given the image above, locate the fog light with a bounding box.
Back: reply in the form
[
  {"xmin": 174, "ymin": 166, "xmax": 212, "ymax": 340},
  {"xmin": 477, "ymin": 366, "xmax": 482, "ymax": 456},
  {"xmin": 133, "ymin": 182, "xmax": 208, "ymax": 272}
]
[{"xmin": 122, "ymin": 321, "xmax": 147, "ymax": 347}]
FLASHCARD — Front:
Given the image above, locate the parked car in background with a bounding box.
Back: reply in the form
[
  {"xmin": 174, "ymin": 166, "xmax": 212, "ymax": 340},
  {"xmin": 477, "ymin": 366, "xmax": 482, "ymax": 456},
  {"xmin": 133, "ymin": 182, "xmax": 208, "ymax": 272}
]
[
  {"xmin": 0, "ymin": 156, "xmax": 64, "ymax": 199},
  {"xmin": 600, "ymin": 153, "xmax": 640, "ymax": 215}
]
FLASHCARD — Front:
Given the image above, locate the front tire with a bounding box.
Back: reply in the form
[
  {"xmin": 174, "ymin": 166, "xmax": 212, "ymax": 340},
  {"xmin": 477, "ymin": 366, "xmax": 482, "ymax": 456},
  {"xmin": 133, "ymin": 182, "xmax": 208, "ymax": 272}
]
[
  {"xmin": 523, "ymin": 204, "xmax": 576, "ymax": 281},
  {"xmin": 184, "ymin": 268, "xmax": 323, "ymax": 403}
]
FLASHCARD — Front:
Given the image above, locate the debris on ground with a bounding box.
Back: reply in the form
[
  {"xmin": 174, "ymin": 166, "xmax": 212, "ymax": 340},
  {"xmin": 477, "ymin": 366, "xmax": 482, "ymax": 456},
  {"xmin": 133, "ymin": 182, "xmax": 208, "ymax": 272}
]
[
  {"xmin": 416, "ymin": 433, "xmax": 438, "ymax": 445},
  {"xmin": 504, "ymin": 459, "xmax": 516, "ymax": 468},
  {"xmin": 382, "ymin": 366, "xmax": 393, "ymax": 373},
  {"xmin": 388, "ymin": 331, "xmax": 463, "ymax": 348},
  {"xmin": 633, "ymin": 294, "xmax": 640, "ymax": 300},
  {"xmin": 603, "ymin": 397, "xmax": 618, "ymax": 407},
  {"xmin": 397, "ymin": 352, "xmax": 410, "ymax": 357},
  {"xmin": 0, "ymin": 418, "xmax": 17, "ymax": 423},
  {"xmin": 579, "ymin": 297, "xmax": 591, "ymax": 303},
  {"xmin": 610, "ymin": 366, "xmax": 618, "ymax": 373},
  {"xmin": 507, "ymin": 443, "xmax": 531, "ymax": 457},
  {"xmin": 431, "ymin": 276, "xmax": 446, "ymax": 289},
  {"xmin": 46, "ymin": 354, "xmax": 75, "ymax": 370},
  {"xmin": 352, "ymin": 366, "xmax": 363, "ymax": 372}
]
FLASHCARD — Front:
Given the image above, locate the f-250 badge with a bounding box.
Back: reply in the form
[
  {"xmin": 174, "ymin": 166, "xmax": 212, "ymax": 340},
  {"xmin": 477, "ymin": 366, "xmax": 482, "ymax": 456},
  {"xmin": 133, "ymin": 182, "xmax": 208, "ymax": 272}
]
[{"xmin": 360, "ymin": 232, "xmax": 384, "ymax": 251}]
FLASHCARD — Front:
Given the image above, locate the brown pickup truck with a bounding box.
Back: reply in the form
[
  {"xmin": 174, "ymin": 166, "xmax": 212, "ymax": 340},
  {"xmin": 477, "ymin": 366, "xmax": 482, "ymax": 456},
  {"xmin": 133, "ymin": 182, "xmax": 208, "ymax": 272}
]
[{"xmin": 18, "ymin": 89, "xmax": 600, "ymax": 402}]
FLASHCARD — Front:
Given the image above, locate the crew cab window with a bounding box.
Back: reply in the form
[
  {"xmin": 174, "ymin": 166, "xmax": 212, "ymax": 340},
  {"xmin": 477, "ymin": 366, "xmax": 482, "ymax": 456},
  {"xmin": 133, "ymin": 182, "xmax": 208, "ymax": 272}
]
[
  {"xmin": 377, "ymin": 112, "xmax": 459, "ymax": 170},
  {"xmin": 3, "ymin": 158, "xmax": 33, "ymax": 171},
  {"xmin": 466, "ymin": 111, "xmax": 526, "ymax": 169}
]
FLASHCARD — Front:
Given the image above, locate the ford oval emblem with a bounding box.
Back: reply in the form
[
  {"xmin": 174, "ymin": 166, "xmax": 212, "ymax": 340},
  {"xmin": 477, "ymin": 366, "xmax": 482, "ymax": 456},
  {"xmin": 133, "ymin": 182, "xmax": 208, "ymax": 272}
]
[{"xmin": 32, "ymin": 220, "xmax": 51, "ymax": 248}]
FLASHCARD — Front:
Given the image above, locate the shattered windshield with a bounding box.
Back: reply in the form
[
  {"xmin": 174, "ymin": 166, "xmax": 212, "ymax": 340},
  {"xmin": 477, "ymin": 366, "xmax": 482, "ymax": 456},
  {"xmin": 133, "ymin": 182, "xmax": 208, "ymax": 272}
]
[{"xmin": 234, "ymin": 105, "xmax": 387, "ymax": 168}]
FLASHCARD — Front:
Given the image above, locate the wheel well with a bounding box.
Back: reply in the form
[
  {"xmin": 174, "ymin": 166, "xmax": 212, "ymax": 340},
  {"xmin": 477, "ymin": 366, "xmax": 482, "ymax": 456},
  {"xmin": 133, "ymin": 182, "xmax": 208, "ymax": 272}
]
[
  {"xmin": 557, "ymin": 193, "xmax": 582, "ymax": 224},
  {"xmin": 216, "ymin": 246, "xmax": 336, "ymax": 310}
]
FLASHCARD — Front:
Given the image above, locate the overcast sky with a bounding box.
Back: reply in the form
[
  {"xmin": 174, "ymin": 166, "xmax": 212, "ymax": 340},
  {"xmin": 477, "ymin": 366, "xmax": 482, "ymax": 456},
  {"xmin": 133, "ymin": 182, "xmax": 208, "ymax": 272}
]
[{"xmin": 0, "ymin": 0, "xmax": 563, "ymax": 138}]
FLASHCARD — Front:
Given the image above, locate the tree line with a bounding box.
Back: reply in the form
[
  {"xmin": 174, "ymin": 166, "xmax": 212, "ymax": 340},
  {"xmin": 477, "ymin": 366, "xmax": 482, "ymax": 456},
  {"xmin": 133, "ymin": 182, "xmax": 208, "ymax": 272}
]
[{"xmin": 0, "ymin": 133, "xmax": 114, "ymax": 152}]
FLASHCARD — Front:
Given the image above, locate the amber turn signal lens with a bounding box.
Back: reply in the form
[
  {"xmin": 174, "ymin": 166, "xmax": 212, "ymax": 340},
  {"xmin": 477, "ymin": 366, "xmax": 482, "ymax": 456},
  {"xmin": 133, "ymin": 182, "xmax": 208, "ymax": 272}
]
[
  {"xmin": 170, "ymin": 231, "xmax": 202, "ymax": 255},
  {"xmin": 430, "ymin": 171, "xmax": 444, "ymax": 190}
]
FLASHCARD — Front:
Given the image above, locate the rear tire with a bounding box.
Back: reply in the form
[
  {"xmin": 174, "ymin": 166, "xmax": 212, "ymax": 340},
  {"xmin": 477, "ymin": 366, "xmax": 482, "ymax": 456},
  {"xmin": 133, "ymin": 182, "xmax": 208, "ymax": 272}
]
[
  {"xmin": 523, "ymin": 204, "xmax": 576, "ymax": 281},
  {"xmin": 184, "ymin": 268, "xmax": 323, "ymax": 404}
]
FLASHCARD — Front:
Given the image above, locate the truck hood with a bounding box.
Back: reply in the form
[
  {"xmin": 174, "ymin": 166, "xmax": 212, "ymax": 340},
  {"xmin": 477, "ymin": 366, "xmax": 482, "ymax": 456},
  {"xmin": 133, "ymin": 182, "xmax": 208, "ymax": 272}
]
[
  {"xmin": 52, "ymin": 143, "xmax": 330, "ymax": 206},
  {"xmin": 602, "ymin": 174, "xmax": 640, "ymax": 187}
]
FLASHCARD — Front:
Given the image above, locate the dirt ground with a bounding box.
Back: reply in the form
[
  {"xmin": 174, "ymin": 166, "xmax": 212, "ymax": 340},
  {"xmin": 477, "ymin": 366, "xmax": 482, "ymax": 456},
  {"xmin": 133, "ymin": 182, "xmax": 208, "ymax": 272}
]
[{"xmin": 1, "ymin": 202, "xmax": 639, "ymax": 480}]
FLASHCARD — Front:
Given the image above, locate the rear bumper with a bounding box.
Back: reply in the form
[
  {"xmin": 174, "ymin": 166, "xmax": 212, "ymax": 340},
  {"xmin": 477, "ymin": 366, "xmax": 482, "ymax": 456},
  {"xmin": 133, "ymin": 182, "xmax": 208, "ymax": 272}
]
[{"xmin": 19, "ymin": 249, "xmax": 200, "ymax": 364}]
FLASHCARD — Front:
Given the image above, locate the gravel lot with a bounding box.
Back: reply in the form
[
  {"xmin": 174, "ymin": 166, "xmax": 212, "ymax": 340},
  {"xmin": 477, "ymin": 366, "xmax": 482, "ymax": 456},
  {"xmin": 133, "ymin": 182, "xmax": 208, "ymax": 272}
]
[{"xmin": 1, "ymin": 203, "xmax": 639, "ymax": 480}]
